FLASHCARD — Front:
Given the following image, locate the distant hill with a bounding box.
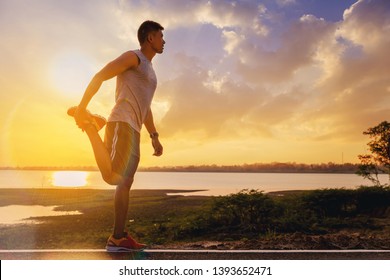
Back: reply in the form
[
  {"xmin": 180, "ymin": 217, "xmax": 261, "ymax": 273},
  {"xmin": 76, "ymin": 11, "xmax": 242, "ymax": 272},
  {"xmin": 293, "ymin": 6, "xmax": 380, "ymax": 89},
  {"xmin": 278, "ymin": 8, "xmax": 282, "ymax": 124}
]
[
  {"xmin": 139, "ymin": 162, "xmax": 360, "ymax": 174},
  {"xmin": 1, "ymin": 162, "xmax": 360, "ymax": 173}
]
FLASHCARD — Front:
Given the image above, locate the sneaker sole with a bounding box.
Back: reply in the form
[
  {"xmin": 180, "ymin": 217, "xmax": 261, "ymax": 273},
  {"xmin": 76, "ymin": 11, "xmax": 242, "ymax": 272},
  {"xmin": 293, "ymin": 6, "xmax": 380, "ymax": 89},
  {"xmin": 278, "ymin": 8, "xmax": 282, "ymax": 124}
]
[
  {"xmin": 67, "ymin": 106, "xmax": 106, "ymax": 131},
  {"xmin": 105, "ymin": 245, "xmax": 146, "ymax": 252}
]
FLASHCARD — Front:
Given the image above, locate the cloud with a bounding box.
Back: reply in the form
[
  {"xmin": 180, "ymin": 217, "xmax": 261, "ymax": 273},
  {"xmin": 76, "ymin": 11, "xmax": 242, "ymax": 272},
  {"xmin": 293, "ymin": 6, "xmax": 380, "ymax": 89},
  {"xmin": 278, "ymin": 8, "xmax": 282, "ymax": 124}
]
[
  {"xmin": 340, "ymin": 0, "xmax": 390, "ymax": 51},
  {"xmin": 151, "ymin": 0, "xmax": 390, "ymax": 145},
  {"xmin": 222, "ymin": 30, "xmax": 245, "ymax": 55},
  {"xmin": 197, "ymin": 0, "xmax": 268, "ymax": 35},
  {"xmin": 233, "ymin": 14, "xmax": 336, "ymax": 84},
  {"xmin": 114, "ymin": 0, "xmax": 269, "ymax": 42},
  {"xmin": 156, "ymin": 53, "xmax": 267, "ymax": 138},
  {"xmin": 310, "ymin": 0, "xmax": 390, "ymax": 139},
  {"xmin": 276, "ymin": 0, "xmax": 297, "ymax": 7}
]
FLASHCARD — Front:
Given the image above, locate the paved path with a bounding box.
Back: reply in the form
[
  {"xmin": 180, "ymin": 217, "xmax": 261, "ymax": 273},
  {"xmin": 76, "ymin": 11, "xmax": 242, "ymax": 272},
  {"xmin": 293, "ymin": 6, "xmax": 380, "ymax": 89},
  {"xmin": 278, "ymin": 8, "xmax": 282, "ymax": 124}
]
[{"xmin": 2, "ymin": 249, "xmax": 390, "ymax": 260}]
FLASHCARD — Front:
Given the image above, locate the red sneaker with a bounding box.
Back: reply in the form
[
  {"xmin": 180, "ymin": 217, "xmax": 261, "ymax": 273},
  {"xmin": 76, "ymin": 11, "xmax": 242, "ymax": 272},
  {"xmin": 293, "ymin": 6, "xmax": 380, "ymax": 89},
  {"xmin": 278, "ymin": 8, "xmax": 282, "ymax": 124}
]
[
  {"xmin": 67, "ymin": 106, "xmax": 106, "ymax": 131},
  {"xmin": 106, "ymin": 234, "xmax": 147, "ymax": 252}
]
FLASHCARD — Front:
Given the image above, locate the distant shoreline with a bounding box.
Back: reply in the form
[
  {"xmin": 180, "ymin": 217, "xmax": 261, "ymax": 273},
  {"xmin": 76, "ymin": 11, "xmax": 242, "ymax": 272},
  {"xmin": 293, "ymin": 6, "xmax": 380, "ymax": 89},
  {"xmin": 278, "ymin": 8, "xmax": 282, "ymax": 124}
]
[{"xmin": 0, "ymin": 162, "xmax": 362, "ymax": 174}]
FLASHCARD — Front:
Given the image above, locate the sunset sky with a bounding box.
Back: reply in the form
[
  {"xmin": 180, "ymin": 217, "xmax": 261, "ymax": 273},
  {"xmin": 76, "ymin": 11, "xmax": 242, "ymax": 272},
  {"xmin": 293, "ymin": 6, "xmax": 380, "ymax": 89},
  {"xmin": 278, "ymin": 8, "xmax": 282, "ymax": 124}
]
[{"xmin": 1, "ymin": 0, "xmax": 389, "ymax": 168}]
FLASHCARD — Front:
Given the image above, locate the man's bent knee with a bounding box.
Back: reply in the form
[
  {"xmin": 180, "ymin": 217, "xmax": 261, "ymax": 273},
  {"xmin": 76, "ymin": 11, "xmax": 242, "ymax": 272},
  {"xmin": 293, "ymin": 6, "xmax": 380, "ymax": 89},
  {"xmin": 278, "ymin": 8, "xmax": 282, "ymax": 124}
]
[{"xmin": 102, "ymin": 172, "xmax": 123, "ymax": 185}]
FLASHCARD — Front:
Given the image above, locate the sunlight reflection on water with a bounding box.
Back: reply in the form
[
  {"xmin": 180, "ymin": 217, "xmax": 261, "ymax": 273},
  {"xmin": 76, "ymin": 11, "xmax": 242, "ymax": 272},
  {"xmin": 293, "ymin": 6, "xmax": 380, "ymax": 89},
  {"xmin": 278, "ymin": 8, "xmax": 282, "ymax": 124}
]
[
  {"xmin": 0, "ymin": 205, "xmax": 82, "ymax": 225},
  {"xmin": 52, "ymin": 171, "xmax": 89, "ymax": 187}
]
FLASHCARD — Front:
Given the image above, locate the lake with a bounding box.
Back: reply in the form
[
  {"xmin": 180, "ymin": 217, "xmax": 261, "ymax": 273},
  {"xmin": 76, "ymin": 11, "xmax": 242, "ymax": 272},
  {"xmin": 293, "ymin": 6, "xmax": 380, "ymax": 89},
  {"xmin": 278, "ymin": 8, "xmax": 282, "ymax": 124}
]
[{"xmin": 0, "ymin": 170, "xmax": 387, "ymax": 196}]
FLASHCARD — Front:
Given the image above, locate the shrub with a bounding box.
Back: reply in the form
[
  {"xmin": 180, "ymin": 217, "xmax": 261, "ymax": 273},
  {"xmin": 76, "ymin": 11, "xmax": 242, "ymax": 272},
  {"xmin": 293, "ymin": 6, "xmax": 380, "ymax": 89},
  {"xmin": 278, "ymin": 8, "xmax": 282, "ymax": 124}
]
[
  {"xmin": 301, "ymin": 188, "xmax": 356, "ymax": 218},
  {"xmin": 207, "ymin": 189, "xmax": 279, "ymax": 234},
  {"xmin": 355, "ymin": 186, "xmax": 390, "ymax": 216},
  {"xmin": 169, "ymin": 187, "xmax": 390, "ymax": 242},
  {"xmin": 175, "ymin": 189, "xmax": 280, "ymax": 239}
]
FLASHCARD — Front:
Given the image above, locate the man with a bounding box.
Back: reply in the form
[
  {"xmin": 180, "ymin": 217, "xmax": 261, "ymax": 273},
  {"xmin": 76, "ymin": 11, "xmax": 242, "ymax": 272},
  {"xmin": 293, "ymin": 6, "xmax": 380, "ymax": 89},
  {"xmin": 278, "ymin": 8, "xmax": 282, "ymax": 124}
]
[{"xmin": 68, "ymin": 20, "xmax": 165, "ymax": 251}]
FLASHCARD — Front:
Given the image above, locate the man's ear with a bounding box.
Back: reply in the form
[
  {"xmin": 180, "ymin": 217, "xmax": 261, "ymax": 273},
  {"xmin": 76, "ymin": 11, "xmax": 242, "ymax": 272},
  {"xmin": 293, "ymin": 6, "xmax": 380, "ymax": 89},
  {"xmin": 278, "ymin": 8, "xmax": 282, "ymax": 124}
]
[{"xmin": 147, "ymin": 34, "xmax": 153, "ymax": 43}]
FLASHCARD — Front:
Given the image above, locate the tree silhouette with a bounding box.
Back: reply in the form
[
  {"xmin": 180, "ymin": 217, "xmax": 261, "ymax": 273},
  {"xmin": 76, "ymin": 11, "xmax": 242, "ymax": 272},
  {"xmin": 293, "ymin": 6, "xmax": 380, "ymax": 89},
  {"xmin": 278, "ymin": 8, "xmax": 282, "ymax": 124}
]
[{"xmin": 357, "ymin": 121, "xmax": 390, "ymax": 186}]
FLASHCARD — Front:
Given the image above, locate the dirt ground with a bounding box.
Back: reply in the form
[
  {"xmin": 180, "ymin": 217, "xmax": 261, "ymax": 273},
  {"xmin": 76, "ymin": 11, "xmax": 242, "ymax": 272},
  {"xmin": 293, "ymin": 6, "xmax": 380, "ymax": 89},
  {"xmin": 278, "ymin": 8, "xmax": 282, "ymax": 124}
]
[{"xmin": 156, "ymin": 231, "xmax": 390, "ymax": 250}]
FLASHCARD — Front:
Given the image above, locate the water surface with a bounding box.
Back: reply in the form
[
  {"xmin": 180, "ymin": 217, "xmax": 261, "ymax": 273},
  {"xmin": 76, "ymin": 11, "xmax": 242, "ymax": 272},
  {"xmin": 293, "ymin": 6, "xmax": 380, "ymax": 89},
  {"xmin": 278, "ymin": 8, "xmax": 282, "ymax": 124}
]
[
  {"xmin": 0, "ymin": 205, "xmax": 82, "ymax": 225},
  {"xmin": 0, "ymin": 170, "xmax": 386, "ymax": 196}
]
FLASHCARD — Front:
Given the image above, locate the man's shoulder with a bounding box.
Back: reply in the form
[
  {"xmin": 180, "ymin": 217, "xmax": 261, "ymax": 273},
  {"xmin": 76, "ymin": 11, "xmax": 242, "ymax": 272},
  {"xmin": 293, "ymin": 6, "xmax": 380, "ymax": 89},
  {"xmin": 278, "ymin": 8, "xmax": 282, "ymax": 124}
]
[
  {"xmin": 118, "ymin": 50, "xmax": 140, "ymax": 67},
  {"xmin": 121, "ymin": 50, "xmax": 138, "ymax": 58}
]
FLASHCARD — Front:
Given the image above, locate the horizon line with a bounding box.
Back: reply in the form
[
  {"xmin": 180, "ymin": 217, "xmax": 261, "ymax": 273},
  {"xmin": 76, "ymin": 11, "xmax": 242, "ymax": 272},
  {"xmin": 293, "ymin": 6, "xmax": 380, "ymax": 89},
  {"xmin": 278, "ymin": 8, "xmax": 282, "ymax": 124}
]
[{"xmin": 0, "ymin": 161, "xmax": 361, "ymax": 171}]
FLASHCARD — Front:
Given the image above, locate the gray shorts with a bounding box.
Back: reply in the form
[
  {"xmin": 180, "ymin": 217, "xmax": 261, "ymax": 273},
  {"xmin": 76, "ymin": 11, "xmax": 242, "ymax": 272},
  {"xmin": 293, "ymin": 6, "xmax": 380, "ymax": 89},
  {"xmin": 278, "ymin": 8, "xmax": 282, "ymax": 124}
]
[{"xmin": 104, "ymin": 122, "xmax": 140, "ymax": 181}]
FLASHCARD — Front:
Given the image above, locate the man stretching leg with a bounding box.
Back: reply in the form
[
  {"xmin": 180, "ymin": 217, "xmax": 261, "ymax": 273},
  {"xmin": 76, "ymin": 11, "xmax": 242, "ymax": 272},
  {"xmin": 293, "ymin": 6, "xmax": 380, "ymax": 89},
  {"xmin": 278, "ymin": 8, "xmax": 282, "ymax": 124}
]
[{"xmin": 69, "ymin": 20, "xmax": 165, "ymax": 251}]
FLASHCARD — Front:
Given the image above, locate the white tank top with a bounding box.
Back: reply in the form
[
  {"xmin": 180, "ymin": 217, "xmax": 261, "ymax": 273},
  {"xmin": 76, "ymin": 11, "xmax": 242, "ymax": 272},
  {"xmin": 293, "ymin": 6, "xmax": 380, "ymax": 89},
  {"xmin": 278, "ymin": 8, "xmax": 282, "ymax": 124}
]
[{"xmin": 108, "ymin": 50, "xmax": 157, "ymax": 132}]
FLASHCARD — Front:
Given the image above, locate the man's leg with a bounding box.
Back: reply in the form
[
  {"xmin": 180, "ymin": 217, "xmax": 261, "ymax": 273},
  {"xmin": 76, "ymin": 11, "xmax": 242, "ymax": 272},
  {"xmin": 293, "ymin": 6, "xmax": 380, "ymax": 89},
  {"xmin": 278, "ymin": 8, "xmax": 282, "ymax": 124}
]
[
  {"xmin": 83, "ymin": 124, "xmax": 123, "ymax": 185},
  {"xmin": 113, "ymin": 180, "xmax": 132, "ymax": 238},
  {"xmin": 112, "ymin": 142, "xmax": 140, "ymax": 238},
  {"xmin": 105, "ymin": 124, "xmax": 146, "ymax": 250},
  {"xmin": 102, "ymin": 122, "xmax": 141, "ymax": 237},
  {"xmin": 69, "ymin": 106, "xmax": 123, "ymax": 185},
  {"xmin": 108, "ymin": 177, "xmax": 146, "ymax": 251}
]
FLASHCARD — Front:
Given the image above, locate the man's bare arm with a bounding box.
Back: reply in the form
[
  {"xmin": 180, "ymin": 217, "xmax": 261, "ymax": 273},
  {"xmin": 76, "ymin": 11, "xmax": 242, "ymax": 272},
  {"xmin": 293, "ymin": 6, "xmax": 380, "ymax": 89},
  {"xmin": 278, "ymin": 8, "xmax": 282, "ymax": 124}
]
[
  {"xmin": 144, "ymin": 108, "xmax": 163, "ymax": 156},
  {"xmin": 78, "ymin": 51, "xmax": 140, "ymax": 110}
]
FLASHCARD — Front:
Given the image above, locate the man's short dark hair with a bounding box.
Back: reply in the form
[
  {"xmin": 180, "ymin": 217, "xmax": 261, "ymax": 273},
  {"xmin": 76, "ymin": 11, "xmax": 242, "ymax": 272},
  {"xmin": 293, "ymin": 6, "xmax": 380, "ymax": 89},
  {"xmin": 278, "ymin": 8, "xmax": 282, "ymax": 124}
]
[{"xmin": 137, "ymin": 20, "xmax": 164, "ymax": 45}]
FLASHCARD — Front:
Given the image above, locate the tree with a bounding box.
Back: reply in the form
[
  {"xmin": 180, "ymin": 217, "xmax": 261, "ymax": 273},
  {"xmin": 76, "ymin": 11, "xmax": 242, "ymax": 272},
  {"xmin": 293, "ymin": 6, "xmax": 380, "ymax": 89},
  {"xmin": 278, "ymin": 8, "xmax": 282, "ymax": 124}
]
[{"xmin": 356, "ymin": 121, "xmax": 390, "ymax": 186}]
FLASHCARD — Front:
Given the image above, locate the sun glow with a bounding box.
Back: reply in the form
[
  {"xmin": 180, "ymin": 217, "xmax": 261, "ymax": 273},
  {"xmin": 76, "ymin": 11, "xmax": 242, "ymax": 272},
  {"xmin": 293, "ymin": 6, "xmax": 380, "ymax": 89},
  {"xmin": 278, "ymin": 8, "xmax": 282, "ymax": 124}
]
[
  {"xmin": 52, "ymin": 171, "xmax": 89, "ymax": 187},
  {"xmin": 49, "ymin": 51, "xmax": 96, "ymax": 97}
]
